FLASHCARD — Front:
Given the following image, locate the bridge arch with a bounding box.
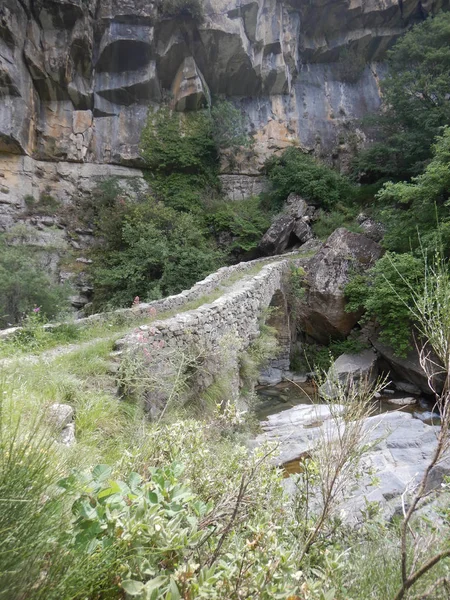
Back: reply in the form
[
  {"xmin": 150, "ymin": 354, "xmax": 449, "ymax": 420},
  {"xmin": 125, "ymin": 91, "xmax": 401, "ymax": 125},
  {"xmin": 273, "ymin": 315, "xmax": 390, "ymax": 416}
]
[{"xmin": 265, "ymin": 289, "xmax": 292, "ymax": 372}]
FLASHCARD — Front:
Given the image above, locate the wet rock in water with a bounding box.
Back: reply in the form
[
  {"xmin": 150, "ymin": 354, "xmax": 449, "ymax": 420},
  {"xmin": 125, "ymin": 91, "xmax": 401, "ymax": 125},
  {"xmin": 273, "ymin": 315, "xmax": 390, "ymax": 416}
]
[
  {"xmin": 282, "ymin": 371, "xmax": 308, "ymax": 384},
  {"xmin": 319, "ymin": 349, "xmax": 378, "ymax": 399},
  {"xmin": 386, "ymin": 397, "xmax": 417, "ymax": 406},
  {"xmin": 252, "ymin": 407, "xmax": 444, "ymax": 523},
  {"xmin": 414, "ymin": 411, "xmax": 441, "ymax": 426},
  {"xmin": 393, "ymin": 380, "xmax": 422, "ymax": 395},
  {"xmin": 371, "ymin": 335, "xmax": 445, "ymax": 395},
  {"xmin": 299, "ymin": 229, "xmax": 383, "ymax": 343},
  {"xmin": 258, "ymin": 367, "xmax": 283, "ymax": 386}
]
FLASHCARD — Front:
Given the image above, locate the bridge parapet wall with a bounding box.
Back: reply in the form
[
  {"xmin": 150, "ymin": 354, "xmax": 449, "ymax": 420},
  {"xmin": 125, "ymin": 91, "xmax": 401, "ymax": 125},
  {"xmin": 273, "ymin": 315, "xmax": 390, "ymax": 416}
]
[
  {"xmin": 118, "ymin": 259, "xmax": 292, "ymax": 353},
  {"xmin": 116, "ymin": 258, "xmax": 303, "ymax": 414}
]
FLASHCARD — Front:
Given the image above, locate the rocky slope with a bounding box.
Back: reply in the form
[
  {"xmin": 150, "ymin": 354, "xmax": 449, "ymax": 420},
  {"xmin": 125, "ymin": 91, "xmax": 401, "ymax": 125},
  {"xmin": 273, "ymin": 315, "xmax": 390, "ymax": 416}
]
[{"xmin": 1, "ymin": 0, "xmax": 448, "ymax": 211}]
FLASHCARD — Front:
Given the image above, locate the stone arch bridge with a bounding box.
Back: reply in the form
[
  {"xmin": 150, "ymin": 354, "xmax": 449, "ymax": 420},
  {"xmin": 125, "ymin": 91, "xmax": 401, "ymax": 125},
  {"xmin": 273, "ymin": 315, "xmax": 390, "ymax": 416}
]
[{"xmin": 115, "ymin": 253, "xmax": 309, "ymax": 413}]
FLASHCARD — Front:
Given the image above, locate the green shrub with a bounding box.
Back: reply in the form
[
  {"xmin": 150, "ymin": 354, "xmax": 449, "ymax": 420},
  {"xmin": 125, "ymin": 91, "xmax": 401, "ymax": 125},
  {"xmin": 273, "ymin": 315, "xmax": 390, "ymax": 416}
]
[
  {"xmin": 91, "ymin": 198, "xmax": 222, "ymax": 309},
  {"xmin": 345, "ymin": 252, "xmax": 425, "ymax": 356},
  {"xmin": 265, "ymin": 147, "xmax": 355, "ymax": 211},
  {"xmin": 23, "ymin": 188, "xmax": 60, "ymax": 216},
  {"xmin": 352, "ymin": 11, "xmax": 450, "ymax": 182},
  {"xmin": 207, "ymin": 196, "xmax": 271, "ymax": 255},
  {"xmin": 210, "ymin": 99, "xmax": 251, "ymax": 153},
  {"xmin": 376, "ymin": 127, "xmax": 450, "ymax": 255},
  {"xmin": 313, "ymin": 203, "xmax": 361, "ymax": 239},
  {"xmin": 0, "ymin": 237, "xmax": 71, "ymax": 328},
  {"xmin": 141, "ymin": 108, "xmax": 219, "ymax": 213}
]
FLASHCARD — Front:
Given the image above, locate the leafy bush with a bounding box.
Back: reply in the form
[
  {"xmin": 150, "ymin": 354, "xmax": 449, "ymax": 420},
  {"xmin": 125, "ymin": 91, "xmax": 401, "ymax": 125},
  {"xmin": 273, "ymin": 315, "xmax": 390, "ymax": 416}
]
[
  {"xmin": 207, "ymin": 196, "xmax": 271, "ymax": 255},
  {"xmin": 91, "ymin": 197, "xmax": 222, "ymax": 309},
  {"xmin": 313, "ymin": 203, "xmax": 361, "ymax": 239},
  {"xmin": 23, "ymin": 188, "xmax": 60, "ymax": 216},
  {"xmin": 345, "ymin": 252, "xmax": 425, "ymax": 356},
  {"xmin": 0, "ymin": 237, "xmax": 71, "ymax": 327},
  {"xmin": 210, "ymin": 99, "xmax": 251, "ymax": 153},
  {"xmin": 353, "ymin": 11, "xmax": 450, "ymax": 182},
  {"xmin": 265, "ymin": 147, "xmax": 355, "ymax": 211},
  {"xmin": 141, "ymin": 108, "xmax": 219, "ymax": 213},
  {"xmin": 85, "ymin": 99, "xmax": 256, "ymax": 309},
  {"xmin": 376, "ymin": 126, "xmax": 450, "ymax": 254}
]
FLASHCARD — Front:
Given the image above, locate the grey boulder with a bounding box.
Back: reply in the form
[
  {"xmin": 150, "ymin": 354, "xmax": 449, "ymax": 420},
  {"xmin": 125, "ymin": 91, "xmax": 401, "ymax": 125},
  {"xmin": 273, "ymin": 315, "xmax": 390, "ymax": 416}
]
[
  {"xmin": 319, "ymin": 349, "xmax": 378, "ymax": 399},
  {"xmin": 298, "ymin": 228, "xmax": 383, "ymax": 343}
]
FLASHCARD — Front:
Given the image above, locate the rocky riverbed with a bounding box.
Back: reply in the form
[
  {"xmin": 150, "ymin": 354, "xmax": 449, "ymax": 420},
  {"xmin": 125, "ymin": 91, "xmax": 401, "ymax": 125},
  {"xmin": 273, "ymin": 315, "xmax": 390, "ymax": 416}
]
[{"xmin": 251, "ymin": 384, "xmax": 449, "ymax": 522}]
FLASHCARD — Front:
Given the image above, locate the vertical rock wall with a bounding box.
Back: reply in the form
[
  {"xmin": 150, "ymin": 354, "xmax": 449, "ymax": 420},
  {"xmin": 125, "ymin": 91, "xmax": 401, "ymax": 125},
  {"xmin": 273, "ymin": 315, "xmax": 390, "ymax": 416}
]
[{"xmin": 1, "ymin": 0, "xmax": 448, "ymax": 176}]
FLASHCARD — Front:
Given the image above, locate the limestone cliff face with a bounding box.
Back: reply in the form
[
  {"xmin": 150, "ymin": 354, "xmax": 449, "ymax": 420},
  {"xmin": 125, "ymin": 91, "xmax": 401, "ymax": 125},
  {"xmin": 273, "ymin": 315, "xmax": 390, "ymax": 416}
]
[{"xmin": 0, "ymin": 0, "xmax": 448, "ymax": 210}]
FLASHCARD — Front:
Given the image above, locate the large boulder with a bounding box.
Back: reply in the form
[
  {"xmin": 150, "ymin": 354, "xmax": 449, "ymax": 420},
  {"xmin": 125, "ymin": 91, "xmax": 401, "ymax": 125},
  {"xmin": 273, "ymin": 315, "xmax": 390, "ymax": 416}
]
[
  {"xmin": 319, "ymin": 349, "xmax": 378, "ymax": 399},
  {"xmin": 259, "ymin": 194, "xmax": 314, "ymax": 255},
  {"xmin": 356, "ymin": 213, "xmax": 385, "ymax": 242},
  {"xmin": 299, "ymin": 228, "xmax": 383, "ymax": 343},
  {"xmin": 259, "ymin": 214, "xmax": 296, "ymax": 255},
  {"xmin": 371, "ymin": 335, "xmax": 445, "ymax": 395}
]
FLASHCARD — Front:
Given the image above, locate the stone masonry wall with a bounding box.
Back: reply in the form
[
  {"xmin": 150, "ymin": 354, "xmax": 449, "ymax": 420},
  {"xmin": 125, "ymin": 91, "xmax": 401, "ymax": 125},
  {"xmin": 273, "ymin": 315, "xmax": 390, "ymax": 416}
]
[
  {"xmin": 114, "ymin": 256, "xmax": 305, "ymax": 413},
  {"xmin": 117, "ymin": 259, "xmax": 292, "ymax": 353},
  {"xmin": 0, "ymin": 251, "xmax": 301, "ymax": 338}
]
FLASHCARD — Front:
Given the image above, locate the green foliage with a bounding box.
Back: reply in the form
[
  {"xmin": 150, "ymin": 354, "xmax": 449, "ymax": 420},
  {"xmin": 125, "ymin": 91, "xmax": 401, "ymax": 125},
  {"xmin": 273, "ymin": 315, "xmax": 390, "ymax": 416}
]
[
  {"xmin": 2, "ymin": 270, "xmax": 450, "ymax": 599},
  {"xmin": 141, "ymin": 108, "xmax": 219, "ymax": 213},
  {"xmin": 294, "ymin": 337, "xmax": 369, "ymax": 373},
  {"xmin": 313, "ymin": 203, "xmax": 361, "ymax": 239},
  {"xmin": 91, "ymin": 196, "xmax": 222, "ymax": 309},
  {"xmin": 353, "ymin": 11, "xmax": 450, "ymax": 182},
  {"xmin": 239, "ymin": 319, "xmax": 280, "ymax": 388},
  {"xmin": 3, "ymin": 311, "xmax": 81, "ymax": 353},
  {"xmin": 86, "ymin": 99, "xmax": 256, "ymax": 309},
  {"xmin": 265, "ymin": 147, "xmax": 355, "ymax": 211},
  {"xmin": 23, "ymin": 188, "xmax": 60, "ymax": 215},
  {"xmin": 345, "ymin": 252, "xmax": 425, "ymax": 356},
  {"xmin": 158, "ymin": 0, "xmax": 204, "ymax": 21},
  {"xmin": 210, "ymin": 100, "xmax": 251, "ymax": 153},
  {"xmin": 207, "ymin": 196, "xmax": 271, "ymax": 255},
  {"xmin": 376, "ymin": 127, "xmax": 450, "ymax": 254},
  {"xmin": 0, "ymin": 236, "xmax": 71, "ymax": 327},
  {"xmin": 0, "ymin": 417, "xmax": 64, "ymax": 598}
]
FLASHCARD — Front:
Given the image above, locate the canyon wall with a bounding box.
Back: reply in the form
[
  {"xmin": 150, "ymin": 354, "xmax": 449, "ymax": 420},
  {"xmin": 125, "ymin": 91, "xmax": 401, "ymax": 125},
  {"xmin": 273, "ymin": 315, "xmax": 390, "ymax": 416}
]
[
  {"xmin": 0, "ymin": 0, "xmax": 447, "ymax": 307},
  {"xmin": 1, "ymin": 0, "xmax": 449, "ymax": 211}
]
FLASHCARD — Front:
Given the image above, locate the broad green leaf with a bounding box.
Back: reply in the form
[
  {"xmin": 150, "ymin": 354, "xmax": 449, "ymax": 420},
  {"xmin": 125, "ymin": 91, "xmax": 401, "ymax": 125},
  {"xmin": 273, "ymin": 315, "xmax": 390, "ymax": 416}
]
[
  {"xmin": 122, "ymin": 580, "xmax": 145, "ymax": 596},
  {"xmin": 92, "ymin": 464, "xmax": 112, "ymax": 482}
]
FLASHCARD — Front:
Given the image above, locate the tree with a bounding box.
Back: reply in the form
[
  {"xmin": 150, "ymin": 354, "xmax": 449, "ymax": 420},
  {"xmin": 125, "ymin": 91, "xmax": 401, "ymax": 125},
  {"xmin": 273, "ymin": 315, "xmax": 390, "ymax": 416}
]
[
  {"xmin": 265, "ymin": 147, "xmax": 355, "ymax": 211},
  {"xmin": 345, "ymin": 252, "xmax": 425, "ymax": 356},
  {"xmin": 376, "ymin": 126, "xmax": 450, "ymax": 254},
  {"xmin": 91, "ymin": 197, "xmax": 222, "ymax": 309},
  {"xmin": 0, "ymin": 236, "xmax": 70, "ymax": 327},
  {"xmin": 353, "ymin": 11, "xmax": 450, "ymax": 182}
]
